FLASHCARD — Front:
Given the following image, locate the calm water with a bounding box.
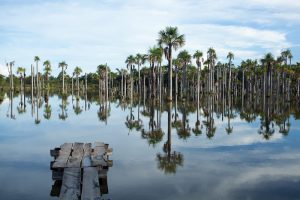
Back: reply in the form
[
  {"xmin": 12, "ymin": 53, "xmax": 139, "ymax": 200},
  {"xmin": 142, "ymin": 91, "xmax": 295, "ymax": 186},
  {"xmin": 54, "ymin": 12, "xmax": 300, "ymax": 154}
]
[{"xmin": 1, "ymin": 91, "xmax": 300, "ymax": 200}]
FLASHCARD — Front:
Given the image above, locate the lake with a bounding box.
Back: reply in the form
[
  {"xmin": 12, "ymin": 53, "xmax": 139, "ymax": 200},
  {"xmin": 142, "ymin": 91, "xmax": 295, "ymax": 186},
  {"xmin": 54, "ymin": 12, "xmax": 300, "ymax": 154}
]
[{"xmin": 1, "ymin": 91, "xmax": 300, "ymax": 200}]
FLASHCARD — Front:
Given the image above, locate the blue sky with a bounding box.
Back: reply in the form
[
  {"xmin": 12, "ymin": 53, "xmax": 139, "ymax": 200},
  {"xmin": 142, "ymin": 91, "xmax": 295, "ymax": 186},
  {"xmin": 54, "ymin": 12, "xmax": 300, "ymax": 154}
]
[{"xmin": 0, "ymin": 0, "xmax": 299, "ymax": 76}]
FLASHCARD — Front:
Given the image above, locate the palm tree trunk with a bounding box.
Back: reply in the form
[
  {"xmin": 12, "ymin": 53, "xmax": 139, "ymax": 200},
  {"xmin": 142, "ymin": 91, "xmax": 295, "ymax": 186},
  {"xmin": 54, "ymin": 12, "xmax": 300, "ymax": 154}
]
[
  {"xmin": 85, "ymin": 73, "xmax": 87, "ymax": 94},
  {"xmin": 297, "ymin": 78, "xmax": 300, "ymax": 97},
  {"xmin": 62, "ymin": 67, "xmax": 65, "ymax": 94},
  {"xmin": 106, "ymin": 67, "xmax": 109, "ymax": 101},
  {"xmin": 183, "ymin": 64, "xmax": 187, "ymax": 99},
  {"xmin": 242, "ymin": 70, "xmax": 245, "ymax": 95},
  {"xmin": 31, "ymin": 65, "xmax": 34, "ymax": 95},
  {"xmin": 175, "ymin": 67, "xmax": 178, "ymax": 96},
  {"xmin": 121, "ymin": 72, "xmax": 123, "ymax": 97},
  {"xmin": 168, "ymin": 45, "xmax": 173, "ymax": 101},
  {"xmin": 130, "ymin": 67, "xmax": 133, "ymax": 101},
  {"xmin": 71, "ymin": 76, "xmax": 74, "ymax": 96},
  {"xmin": 124, "ymin": 75, "xmax": 127, "ymax": 98},
  {"xmin": 36, "ymin": 61, "xmax": 39, "ymax": 91},
  {"xmin": 143, "ymin": 75, "xmax": 146, "ymax": 103}
]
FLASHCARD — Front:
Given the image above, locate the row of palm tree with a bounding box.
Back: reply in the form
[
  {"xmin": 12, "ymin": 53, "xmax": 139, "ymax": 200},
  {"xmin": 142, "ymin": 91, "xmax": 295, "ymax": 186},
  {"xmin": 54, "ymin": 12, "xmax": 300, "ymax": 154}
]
[{"xmin": 2, "ymin": 27, "xmax": 300, "ymax": 105}]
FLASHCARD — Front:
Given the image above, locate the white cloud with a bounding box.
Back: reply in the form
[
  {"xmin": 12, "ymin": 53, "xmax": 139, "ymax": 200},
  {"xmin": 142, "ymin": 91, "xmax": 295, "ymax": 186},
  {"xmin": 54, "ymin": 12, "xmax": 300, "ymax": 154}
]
[
  {"xmin": 0, "ymin": 64, "xmax": 8, "ymax": 76},
  {"xmin": 0, "ymin": 0, "xmax": 298, "ymax": 75}
]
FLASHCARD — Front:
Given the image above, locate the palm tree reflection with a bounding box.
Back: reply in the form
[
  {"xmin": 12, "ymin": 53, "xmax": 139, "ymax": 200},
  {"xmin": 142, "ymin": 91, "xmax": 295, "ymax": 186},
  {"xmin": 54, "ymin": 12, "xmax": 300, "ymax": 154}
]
[
  {"xmin": 73, "ymin": 97, "xmax": 83, "ymax": 115},
  {"xmin": 156, "ymin": 102, "xmax": 183, "ymax": 174},
  {"xmin": 141, "ymin": 98, "xmax": 163, "ymax": 146},
  {"xmin": 44, "ymin": 90, "xmax": 51, "ymax": 120},
  {"xmin": 59, "ymin": 95, "xmax": 68, "ymax": 121}
]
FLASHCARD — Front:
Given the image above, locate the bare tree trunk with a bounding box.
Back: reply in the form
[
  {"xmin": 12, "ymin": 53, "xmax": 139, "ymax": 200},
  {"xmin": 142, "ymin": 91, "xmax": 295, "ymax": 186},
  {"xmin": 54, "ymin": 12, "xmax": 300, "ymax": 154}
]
[
  {"xmin": 62, "ymin": 67, "xmax": 65, "ymax": 94},
  {"xmin": 168, "ymin": 45, "xmax": 173, "ymax": 101}
]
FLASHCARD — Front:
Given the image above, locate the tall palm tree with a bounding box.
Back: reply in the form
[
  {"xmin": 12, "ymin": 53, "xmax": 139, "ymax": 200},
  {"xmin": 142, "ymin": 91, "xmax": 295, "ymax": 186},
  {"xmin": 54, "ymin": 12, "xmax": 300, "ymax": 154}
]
[
  {"xmin": 177, "ymin": 50, "xmax": 191, "ymax": 99},
  {"xmin": 58, "ymin": 61, "xmax": 68, "ymax": 94},
  {"xmin": 148, "ymin": 46, "xmax": 163, "ymax": 98},
  {"xmin": 43, "ymin": 60, "xmax": 52, "ymax": 89},
  {"xmin": 287, "ymin": 50, "xmax": 293, "ymax": 67},
  {"xmin": 135, "ymin": 53, "xmax": 147, "ymax": 94},
  {"xmin": 7, "ymin": 61, "xmax": 15, "ymax": 90},
  {"xmin": 34, "ymin": 56, "xmax": 40, "ymax": 90},
  {"xmin": 74, "ymin": 66, "xmax": 82, "ymax": 93},
  {"xmin": 173, "ymin": 58, "xmax": 180, "ymax": 96},
  {"xmin": 193, "ymin": 50, "xmax": 203, "ymax": 99},
  {"xmin": 158, "ymin": 26, "xmax": 185, "ymax": 101},
  {"xmin": 16, "ymin": 67, "xmax": 25, "ymax": 91},
  {"xmin": 207, "ymin": 48, "xmax": 217, "ymax": 93},
  {"xmin": 125, "ymin": 55, "xmax": 135, "ymax": 101},
  {"xmin": 263, "ymin": 53, "xmax": 275, "ymax": 97},
  {"xmin": 227, "ymin": 52, "xmax": 234, "ymax": 94},
  {"xmin": 97, "ymin": 64, "xmax": 105, "ymax": 93}
]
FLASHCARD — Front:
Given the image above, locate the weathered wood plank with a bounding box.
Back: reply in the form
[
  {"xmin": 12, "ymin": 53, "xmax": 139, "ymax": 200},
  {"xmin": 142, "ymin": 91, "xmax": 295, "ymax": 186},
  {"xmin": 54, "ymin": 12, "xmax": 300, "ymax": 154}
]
[
  {"xmin": 83, "ymin": 143, "xmax": 92, "ymax": 167},
  {"xmin": 59, "ymin": 168, "xmax": 81, "ymax": 200},
  {"xmin": 98, "ymin": 168, "xmax": 108, "ymax": 178},
  {"xmin": 52, "ymin": 170, "xmax": 64, "ymax": 180},
  {"xmin": 50, "ymin": 180, "xmax": 62, "ymax": 197},
  {"xmin": 67, "ymin": 143, "xmax": 84, "ymax": 168},
  {"xmin": 81, "ymin": 167, "xmax": 101, "ymax": 200},
  {"xmin": 94, "ymin": 142, "xmax": 105, "ymax": 147},
  {"xmin": 91, "ymin": 146, "xmax": 107, "ymax": 167},
  {"xmin": 99, "ymin": 177, "xmax": 108, "ymax": 195},
  {"xmin": 53, "ymin": 143, "xmax": 73, "ymax": 168}
]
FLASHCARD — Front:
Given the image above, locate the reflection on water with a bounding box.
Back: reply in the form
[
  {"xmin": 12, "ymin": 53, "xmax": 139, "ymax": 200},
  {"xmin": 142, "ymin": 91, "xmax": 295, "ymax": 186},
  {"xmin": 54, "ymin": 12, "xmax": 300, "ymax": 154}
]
[{"xmin": 1, "ymin": 90, "xmax": 300, "ymax": 199}]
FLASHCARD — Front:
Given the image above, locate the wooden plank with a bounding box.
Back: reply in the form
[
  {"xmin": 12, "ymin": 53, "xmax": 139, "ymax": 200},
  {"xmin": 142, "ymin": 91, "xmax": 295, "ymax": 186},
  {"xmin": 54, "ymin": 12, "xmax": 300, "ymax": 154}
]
[
  {"xmin": 59, "ymin": 168, "xmax": 81, "ymax": 200},
  {"xmin": 81, "ymin": 167, "xmax": 101, "ymax": 200},
  {"xmin": 106, "ymin": 148, "xmax": 113, "ymax": 156},
  {"xmin": 53, "ymin": 143, "xmax": 73, "ymax": 168},
  {"xmin": 99, "ymin": 177, "xmax": 108, "ymax": 195},
  {"xmin": 94, "ymin": 142, "xmax": 105, "ymax": 147},
  {"xmin": 98, "ymin": 168, "xmax": 108, "ymax": 178},
  {"xmin": 91, "ymin": 146, "xmax": 107, "ymax": 167},
  {"xmin": 50, "ymin": 147, "xmax": 60, "ymax": 157},
  {"xmin": 67, "ymin": 143, "xmax": 84, "ymax": 168},
  {"xmin": 83, "ymin": 143, "xmax": 92, "ymax": 167},
  {"xmin": 50, "ymin": 180, "xmax": 62, "ymax": 197},
  {"xmin": 52, "ymin": 170, "xmax": 63, "ymax": 180}
]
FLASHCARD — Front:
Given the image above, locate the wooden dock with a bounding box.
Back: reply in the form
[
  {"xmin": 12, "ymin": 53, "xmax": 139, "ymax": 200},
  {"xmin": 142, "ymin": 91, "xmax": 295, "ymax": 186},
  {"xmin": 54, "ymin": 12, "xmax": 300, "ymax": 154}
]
[{"xmin": 50, "ymin": 142, "xmax": 113, "ymax": 200}]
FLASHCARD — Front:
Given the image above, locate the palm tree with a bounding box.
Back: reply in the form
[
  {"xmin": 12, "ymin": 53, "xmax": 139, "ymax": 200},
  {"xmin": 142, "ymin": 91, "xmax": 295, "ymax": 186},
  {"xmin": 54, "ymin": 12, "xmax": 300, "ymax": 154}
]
[
  {"xmin": 16, "ymin": 67, "xmax": 25, "ymax": 91},
  {"xmin": 74, "ymin": 66, "xmax": 82, "ymax": 93},
  {"xmin": 148, "ymin": 46, "xmax": 163, "ymax": 98},
  {"xmin": 34, "ymin": 56, "xmax": 40, "ymax": 90},
  {"xmin": 43, "ymin": 60, "xmax": 52, "ymax": 89},
  {"xmin": 97, "ymin": 64, "xmax": 105, "ymax": 94},
  {"xmin": 227, "ymin": 52, "xmax": 234, "ymax": 94},
  {"xmin": 262, "ymin": 53, "xmax": 275, "ymax": 97},
  {"xmin": 158, "ymin": 26, "xmax": 185, "ymax": 101},
  {"xmin": 173, "ymin": 58, "xmax": 180, "ymax": 96},
  {"xmin": 7, "ymin": 61, "xmax": 15, "ymax": 90},
  {"xmin": 207, "ymin": 48, "xmax": 217, "ymax": 93},
  {"xmin": 125, "ymin": 55, "xmax": 135, "ymax": 101},
  {"xmin": 58, "ymin": 61, "xmax": 68, "ymax": 94},
  {"xmin": 177, "ymin": 50, "xmax": 191, "ymax": 99},
  {"xmin": 193, "ymin": 50, "xmax": 203, "ymax": 99},
  {"xmin": 135, "ymin": 53, "xmax": 147, "ymax": 94},
  {"xmin": 288, "ymin": 50, "xmax": 293, "ymax": 67}
]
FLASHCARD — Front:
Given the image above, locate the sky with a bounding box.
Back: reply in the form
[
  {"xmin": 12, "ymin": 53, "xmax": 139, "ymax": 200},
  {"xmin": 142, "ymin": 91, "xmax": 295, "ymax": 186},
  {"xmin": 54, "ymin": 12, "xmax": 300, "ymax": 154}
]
[{"xmin": 0, "ymin": 0, "xmax": 299, "ymax": 76}]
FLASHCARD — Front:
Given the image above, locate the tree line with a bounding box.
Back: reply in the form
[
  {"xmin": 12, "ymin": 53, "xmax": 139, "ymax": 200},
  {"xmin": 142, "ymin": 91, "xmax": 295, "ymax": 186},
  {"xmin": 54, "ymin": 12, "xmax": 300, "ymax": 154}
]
[{"xmin": 1, "ymin": 26, "xmax": 300, "ymax": 102}]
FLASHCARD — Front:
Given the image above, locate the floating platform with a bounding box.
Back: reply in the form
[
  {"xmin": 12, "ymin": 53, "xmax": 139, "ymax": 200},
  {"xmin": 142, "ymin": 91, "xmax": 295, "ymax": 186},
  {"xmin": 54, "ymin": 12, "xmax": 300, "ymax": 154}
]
[{"xmin": 50, "ymin": 142, "xmax": 113, "ymax": 200}]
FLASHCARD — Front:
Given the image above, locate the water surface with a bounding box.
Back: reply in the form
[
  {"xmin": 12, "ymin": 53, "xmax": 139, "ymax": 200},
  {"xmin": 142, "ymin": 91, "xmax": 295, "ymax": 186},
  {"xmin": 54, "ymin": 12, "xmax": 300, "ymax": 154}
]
[{"xmin": 0, "ymin": 91, "xmax": 300, "ymax": 200}]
